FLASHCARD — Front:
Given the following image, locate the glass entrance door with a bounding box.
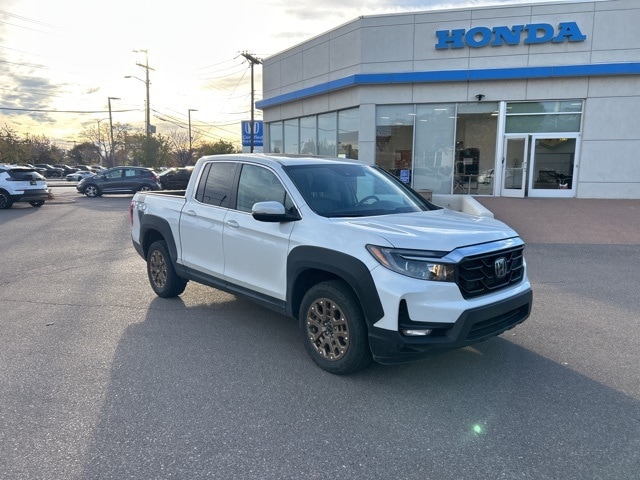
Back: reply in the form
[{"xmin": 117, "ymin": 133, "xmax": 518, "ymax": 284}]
[{"xmin": 501, "ymin": 136, "xmax": 528, "ymax": 198}]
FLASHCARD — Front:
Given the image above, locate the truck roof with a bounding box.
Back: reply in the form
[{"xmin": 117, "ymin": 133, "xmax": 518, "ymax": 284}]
[{"xmin": 196, "ymin": 153, "xmax": 364, "ymax": 169}]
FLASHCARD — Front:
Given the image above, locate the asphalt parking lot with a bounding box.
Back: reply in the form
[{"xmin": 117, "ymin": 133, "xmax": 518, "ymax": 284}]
[{"xmin": 1, "ymin": 190, "xmax": 638, "ymax": 479}]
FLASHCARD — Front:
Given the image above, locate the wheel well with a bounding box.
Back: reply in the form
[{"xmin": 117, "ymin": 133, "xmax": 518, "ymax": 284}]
[
  {"xmin": 290, "ymin": 268, "xmax": 345, "ymax": 319},
  {"xmin": 142, "ymin": 229, "xmax": 166, "ymax": 258},
  {"xmin": 287, "ymin": 247, "xmax": 385, "ymax": 326}
]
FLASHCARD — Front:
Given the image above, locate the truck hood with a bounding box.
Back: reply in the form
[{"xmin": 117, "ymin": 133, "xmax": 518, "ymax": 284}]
[{"xmin": 342, "ymin": 208, "xmax": 519, "ymax": 251}]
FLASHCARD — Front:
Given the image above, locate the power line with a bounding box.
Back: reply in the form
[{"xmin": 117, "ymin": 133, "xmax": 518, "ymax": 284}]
[{"xmin": 0, "ymin": 106, "xmax": 137, "ymax": 114}]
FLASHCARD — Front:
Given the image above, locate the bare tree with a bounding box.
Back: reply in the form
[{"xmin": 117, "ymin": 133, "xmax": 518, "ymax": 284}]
[
  {"xmin": 80, "ymin": 121, "xmax": 133, "ymax": 167},
  {"xmin": 167, "ymin": 130, "xmax": 198, "ymax": 167}
]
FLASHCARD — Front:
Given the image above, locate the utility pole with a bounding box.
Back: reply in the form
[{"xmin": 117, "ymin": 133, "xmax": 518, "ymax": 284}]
[
  {"xmin": 241, "ymin": 52, "xmax": 262, "ymax": 153},
  {"xmin": 108, "ymin": 96, "xmax": 120, "ymax": 167},
  {"xmin": 188, "ymin": 108, "xmax": 198, "ymax": 156},
  {"xmin": 134, "ymin": 49, "xmax": 154, "ymax": 141}
]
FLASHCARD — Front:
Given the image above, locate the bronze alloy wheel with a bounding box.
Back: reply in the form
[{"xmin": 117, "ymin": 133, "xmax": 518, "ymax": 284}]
[
  {"xmin": 148, "ymin": 248, "xmax": 168, "ymax": 290},
  {"xmin": 299, "ymin": 280, "xmax": 371, "ymax": 374},
  {"xmin": 146, "ymin": 240, "xmax": 188, "ymax": 298},
  {"xmin": 305, "ymin": 297, "xmax": 350, "ymax": 361}
]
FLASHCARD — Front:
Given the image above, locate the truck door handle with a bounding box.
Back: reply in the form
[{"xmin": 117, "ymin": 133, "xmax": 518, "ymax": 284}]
[{"xmin": 226, "ymin": 220, "xmax": 239, "ymax": 228}]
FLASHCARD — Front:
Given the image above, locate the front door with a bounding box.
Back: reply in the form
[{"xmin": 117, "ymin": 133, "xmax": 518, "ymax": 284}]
[{"xmin": 501, "ymin": 136, "xmax": 528, "ymax": 198}]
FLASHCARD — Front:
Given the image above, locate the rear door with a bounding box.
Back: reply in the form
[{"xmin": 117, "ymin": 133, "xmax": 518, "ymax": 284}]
[{"xmin": 178, "ymin": 162, "xmax": 237, "ymax": 278}]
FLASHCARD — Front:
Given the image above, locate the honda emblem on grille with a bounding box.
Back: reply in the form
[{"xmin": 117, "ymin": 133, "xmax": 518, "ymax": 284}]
[{"xmin": 494, "ymin": 257, "xmax": 508, "ymax": 278}]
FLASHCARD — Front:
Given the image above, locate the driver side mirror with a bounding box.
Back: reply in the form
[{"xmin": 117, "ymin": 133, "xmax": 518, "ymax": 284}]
[{"xmin": 252, "ymin": 201, "xmax": 300, "ymax": 222}]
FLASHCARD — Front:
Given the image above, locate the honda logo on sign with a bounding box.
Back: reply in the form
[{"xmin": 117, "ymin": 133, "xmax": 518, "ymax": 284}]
[
  {"xmin": 494, "ymin": 257, "xmax": 508, "ymax": 279},
  {"xmin": 241, "ymin": 120, "xmax": 263, "ymax": 147}
]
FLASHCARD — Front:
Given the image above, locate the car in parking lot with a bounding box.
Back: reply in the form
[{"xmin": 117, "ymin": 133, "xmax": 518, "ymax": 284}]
[
  {"xmin": 34, "ymin": 164, "xmax": 65, "ymax": 178},
  {"xmin": 66, "ymin": 170, "xmax": 95, "ymax": 182},
  {"xmin": 77, "ymin": 166, "xmax": 161, "ymax": 197},
  {"xmin": 0, "ymin": 164, "xmax": 49, "ymax": 209},
  {"xmin": 157, "ymin": 166, "xmax": 194, "ymax": 190},
  {"xmin": 54, "ymin": 164, "xmax": 79, "ymax": 176}
]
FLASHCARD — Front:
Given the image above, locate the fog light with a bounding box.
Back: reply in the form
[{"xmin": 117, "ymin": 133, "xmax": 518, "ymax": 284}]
[{"xmin": 401, "ymin": 329, "xmax": 432, "ymax": 336}]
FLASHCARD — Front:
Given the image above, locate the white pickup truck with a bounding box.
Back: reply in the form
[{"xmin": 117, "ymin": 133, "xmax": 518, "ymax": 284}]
[{"xmin": 131, "ymin": 154, "xmax": 532, "ymax": 374}]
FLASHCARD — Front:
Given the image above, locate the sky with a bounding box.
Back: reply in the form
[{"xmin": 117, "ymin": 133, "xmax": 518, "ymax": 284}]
[{"xmin": 0, "ymin": 0, "xmax": 585, "ymax": 149}]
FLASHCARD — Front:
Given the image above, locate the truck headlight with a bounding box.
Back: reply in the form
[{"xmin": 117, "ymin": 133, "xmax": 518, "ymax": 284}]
[{"xmin": 366, "ymin": 245, "xmax": 455, "ymax": 281}]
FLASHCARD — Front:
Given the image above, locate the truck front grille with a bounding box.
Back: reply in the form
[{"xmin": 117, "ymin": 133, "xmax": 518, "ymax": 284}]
[{"xmin": 457, "ymin": 246, "xmax": 524, "ymax": 299}]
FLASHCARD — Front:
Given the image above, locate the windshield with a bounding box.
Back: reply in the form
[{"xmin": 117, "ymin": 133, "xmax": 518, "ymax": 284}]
[{"xmin": 284, "ymin": 163, "xmax": 436, "ymax": 218}]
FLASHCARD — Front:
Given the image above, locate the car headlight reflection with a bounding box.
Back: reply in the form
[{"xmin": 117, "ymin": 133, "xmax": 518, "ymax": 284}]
[{"xmin": 366, "ymin": 245, "xmax": 455, "ymax": 281}]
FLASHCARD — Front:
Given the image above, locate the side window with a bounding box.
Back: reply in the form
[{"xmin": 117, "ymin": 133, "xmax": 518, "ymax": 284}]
[
  {"xmin": 236, "ymin": 164, "xmax": 291, "ymax": 213},
  {"xmin": 195, "ymin": 162, "xmax": 236, "ymax": 207},
  {"xmin": 125, "ymin": 169, "xmax": 137, "ymax": 178},
  {"xmin": 105, "ymin": 169, "xmax": 123, "ymax": 179}
]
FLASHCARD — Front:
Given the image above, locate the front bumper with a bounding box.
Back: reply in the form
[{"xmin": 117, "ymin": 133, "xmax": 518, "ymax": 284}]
[{"xmin": 368, "ymin": 288, "xmax": 532, "ymax": 364}]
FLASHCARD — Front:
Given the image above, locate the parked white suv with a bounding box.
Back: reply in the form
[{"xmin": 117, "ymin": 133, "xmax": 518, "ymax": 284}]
[{"xmin": 0, "ymin": 164, "xmax": 49, "ymax": 209}]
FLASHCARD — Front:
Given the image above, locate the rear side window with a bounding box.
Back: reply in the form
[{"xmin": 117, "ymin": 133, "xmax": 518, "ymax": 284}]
[{"xmin": 195, "ymin": 162, "xmax": 237, "ymax": 207}]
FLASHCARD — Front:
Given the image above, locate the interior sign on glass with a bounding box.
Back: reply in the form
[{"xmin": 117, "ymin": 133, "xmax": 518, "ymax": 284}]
[{"xmin": 435, "ymin": 22, "xmax": 586, "ymax": 49}]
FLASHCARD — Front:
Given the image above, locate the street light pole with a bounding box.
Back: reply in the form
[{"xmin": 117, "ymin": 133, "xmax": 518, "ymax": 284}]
[
  {"xmin": 108, "ymin": 97, "xmax": 120, "ymax": 167},
  {"xmin": 188, "ymin": 109, "xmax": 198, "ymax": 155}
]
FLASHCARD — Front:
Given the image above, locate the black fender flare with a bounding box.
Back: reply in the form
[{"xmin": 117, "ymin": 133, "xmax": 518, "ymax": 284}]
[
  {"xmin": 139, "ymin": 214, "xmax": 181, "ymax": 271},
  {"xmin": 286, "ymin": 246, "xmax": 384, "ymax": 326}
]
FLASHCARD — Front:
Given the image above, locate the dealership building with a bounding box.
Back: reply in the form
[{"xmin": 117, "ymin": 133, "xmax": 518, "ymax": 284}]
[{"xmin": 256, "ymin": 0, "xmax": 640, "ymax": 199}]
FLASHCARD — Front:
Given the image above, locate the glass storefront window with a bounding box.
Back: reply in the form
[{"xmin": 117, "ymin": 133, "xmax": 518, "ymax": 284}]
[
  {"xmin": 506, "ymin": 100, "xmax": 583, "ymax": 114},
  {"xmin": 299, "ymin": 115, "xmax": 316, "ymax": 154},
  {"xmin": 284, "ymin": 119, "xmax": 299, "ymax": 154},
  {"xmin": 413, "ymin": 104, "xmax": 456, "ymax": 193},
  {"xmin": 338, "ymin": 108, "xmax": 359, "ymax": 159},
  {"xmin": 269, "ymin": 122, "xmax": 283, "ymax": 153},
  {"xmin": 318, "ymin": 112, "xmax": 337, "ymax": 156},
  {"xmin": 375, "ymin": 106, "xmax": 415, "ymax": 184},
  {"xmin": 506, "ymin": 100, "xmax": 582, "ymax": 133}
]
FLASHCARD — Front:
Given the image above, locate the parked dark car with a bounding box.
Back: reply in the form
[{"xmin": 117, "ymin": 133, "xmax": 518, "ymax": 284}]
[
  {"xmin": 76, "ymin": 166, "xmax": 161, "ymax": 197},
  {"xmin": 53, "ymin": 164, "xmax": 79, "ymax": 175},
  {"xmin": 34, "ymin": 164, "xmax": 64, "ymax": 178},
  {"xmin": 157, "ymin": 166, "xmax": 194, "ymax": 190},
  {"xmin": 19, "ymin": 163, "xmax": 47, "ymax": 175},
  {"xmin": 72, "ymin": 165, "xmax": 94, "ymax": 172}
]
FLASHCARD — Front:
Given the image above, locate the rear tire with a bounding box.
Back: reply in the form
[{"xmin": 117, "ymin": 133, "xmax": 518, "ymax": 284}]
[
  {"xmin": 299, "ymin": 280, "xmax": 372, "ymax": 375},
  {"xmin": 147, "ymin": 240, "xmax": 188, "ymax": 297},
  {"xmin": 29, "ymin": 201, "xmax": 45, "ymax": 207},
  {"xmin": 0, "ymin": 191, "xmax": 12, "ymax": 209}
]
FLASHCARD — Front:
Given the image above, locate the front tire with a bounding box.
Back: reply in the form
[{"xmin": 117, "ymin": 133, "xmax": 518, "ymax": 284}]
[
  {"xmin": 83, "ymin": 184, "xmax": 100, "ymax": 197},
  {"xmin": 29, "ymin": 200, "xmax": 45, "ymax": 207},
  {"xmin": 146, "ymin": 240, "xmax": 188, "ymax": 297},
  {"xmin": 299, "ymin": 280, "xmax": 372, "ymax": 375}
]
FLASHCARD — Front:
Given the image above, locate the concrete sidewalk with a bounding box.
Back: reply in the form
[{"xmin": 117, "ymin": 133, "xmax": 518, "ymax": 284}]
[{"xmin": 474, "ymin": 197, "xmax": 640, "ymax": 245}]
